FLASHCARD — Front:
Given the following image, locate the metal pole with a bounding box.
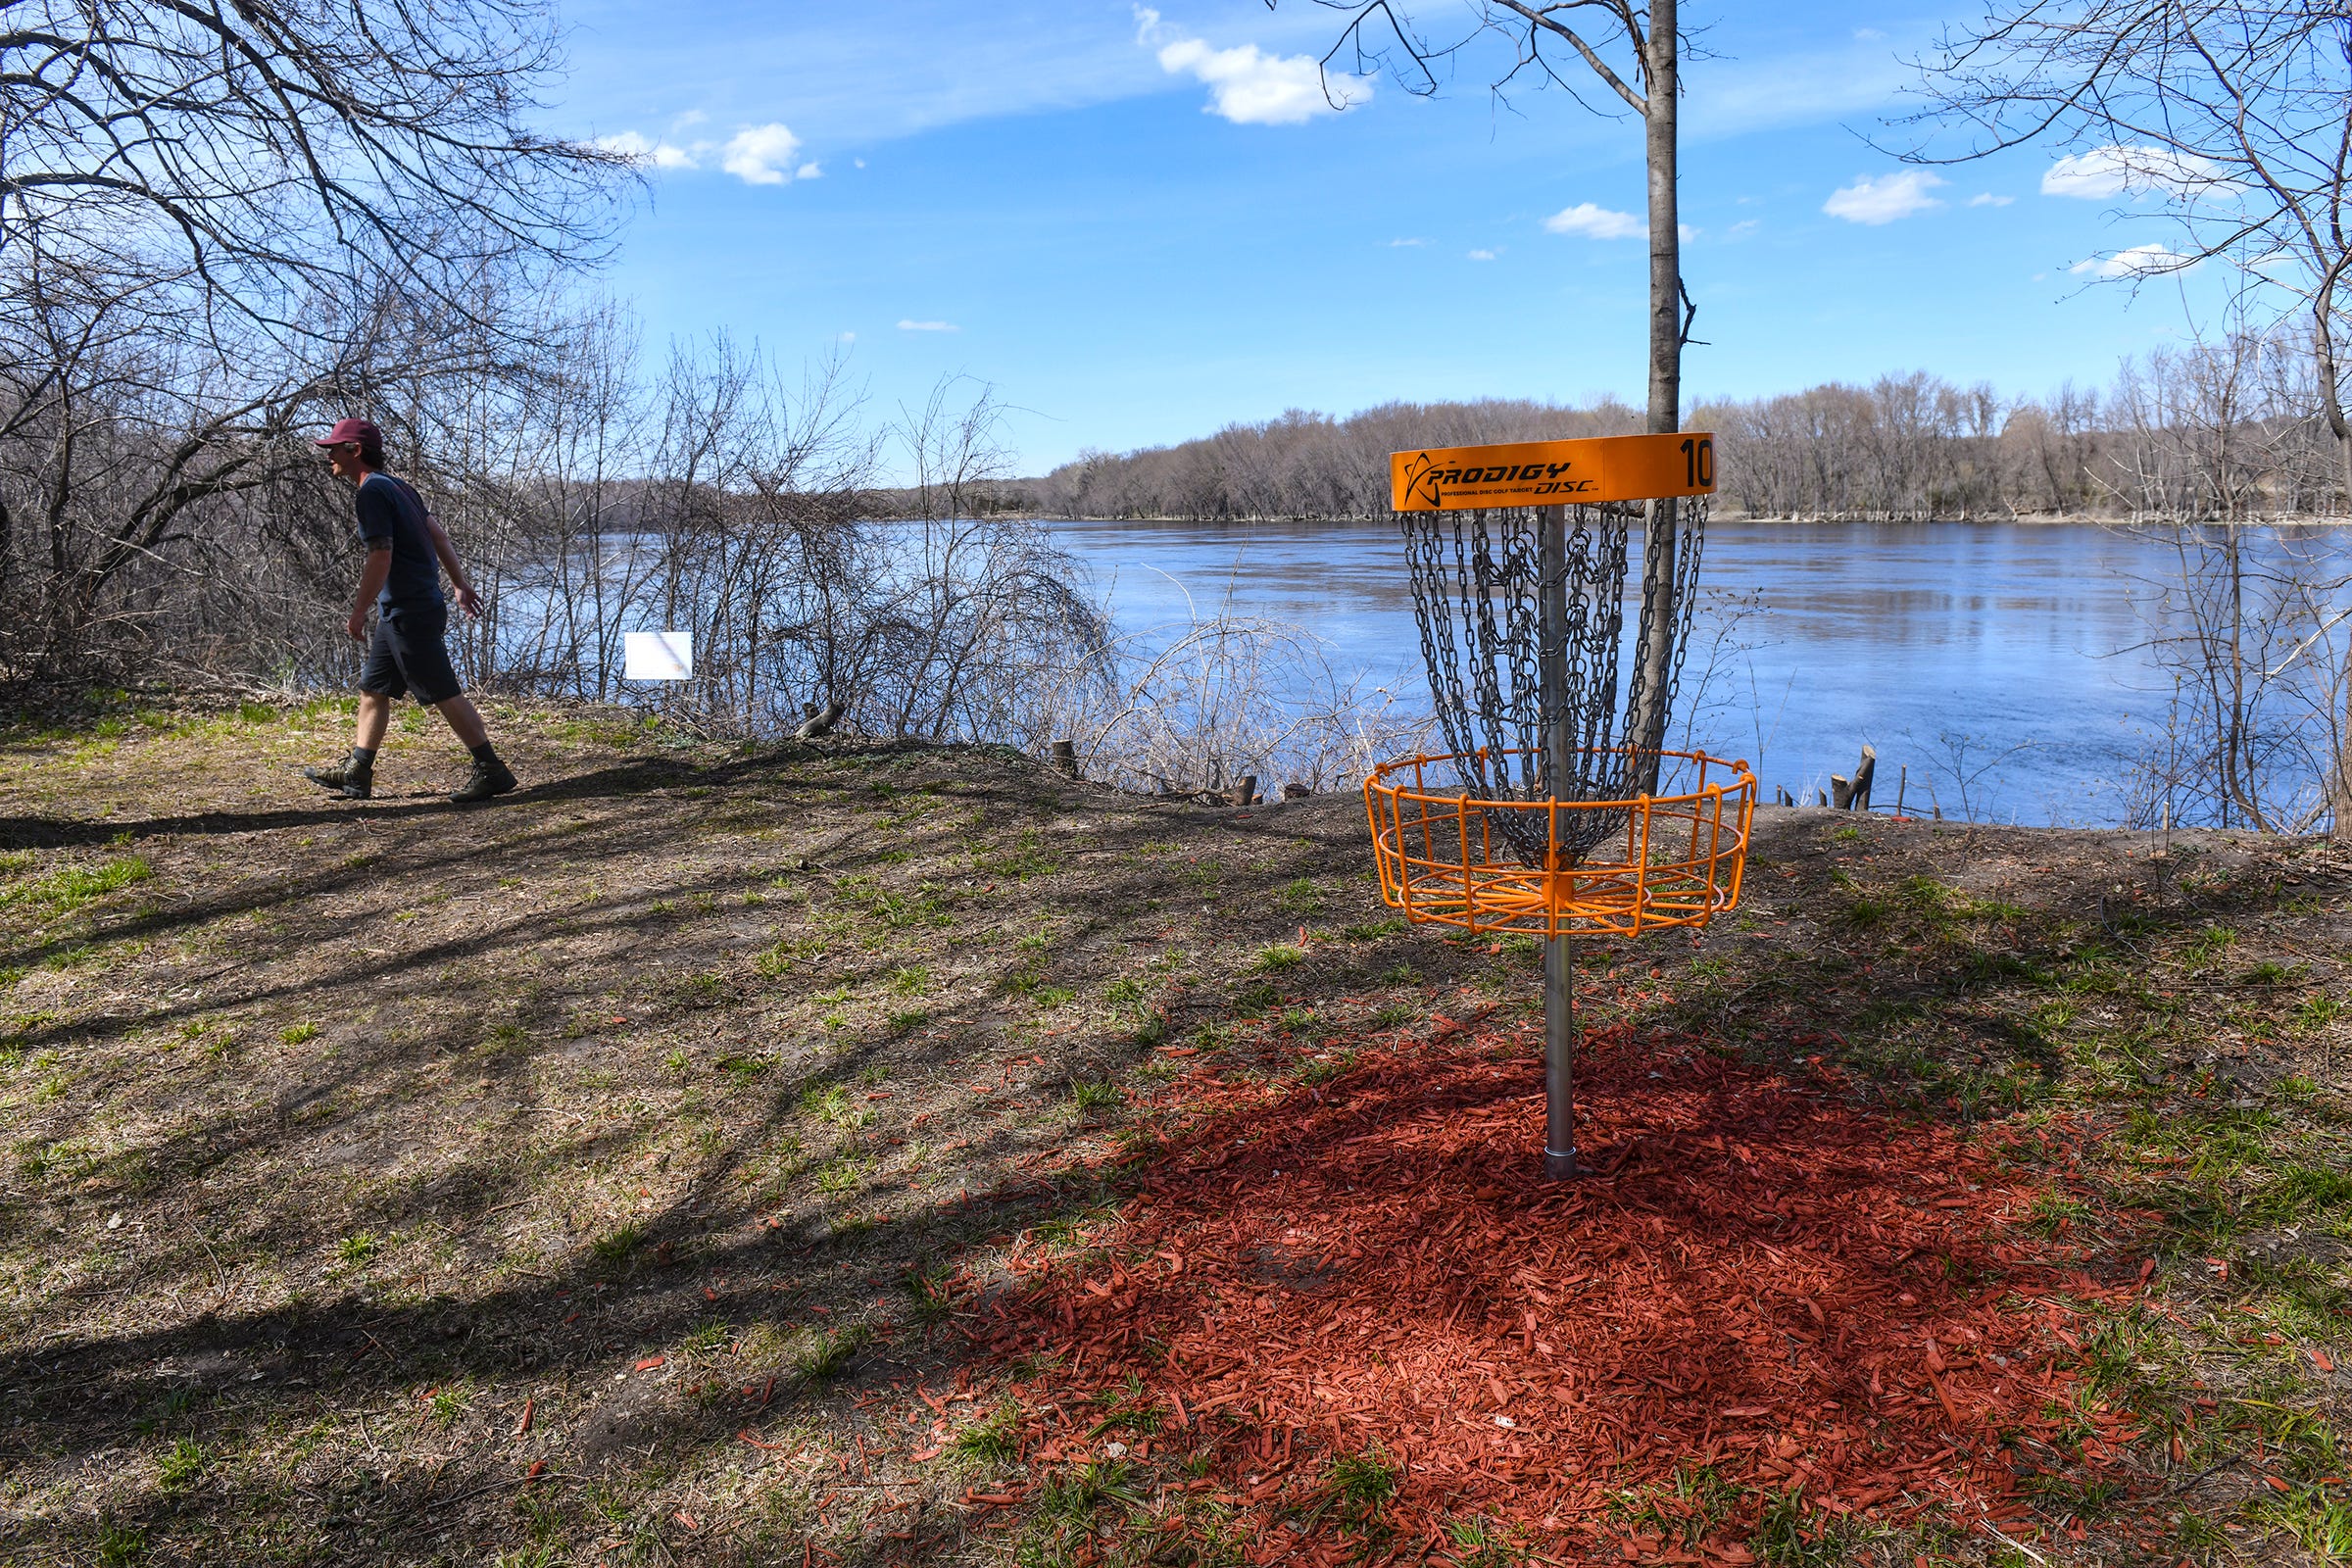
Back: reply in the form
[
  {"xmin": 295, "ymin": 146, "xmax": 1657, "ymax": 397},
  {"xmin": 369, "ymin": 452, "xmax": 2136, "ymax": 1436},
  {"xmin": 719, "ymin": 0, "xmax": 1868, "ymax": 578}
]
[{"xmin": 1538, "ymin": 506, "xmax": 1579, "ymax": 1180}]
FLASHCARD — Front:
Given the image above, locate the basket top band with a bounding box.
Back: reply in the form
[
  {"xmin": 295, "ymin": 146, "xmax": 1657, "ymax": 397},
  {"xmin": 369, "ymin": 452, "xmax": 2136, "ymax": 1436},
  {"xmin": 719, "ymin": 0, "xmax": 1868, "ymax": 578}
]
[{"xmin": 1391, "ymin": 431, "xmax": 1716, "ymax": 512}]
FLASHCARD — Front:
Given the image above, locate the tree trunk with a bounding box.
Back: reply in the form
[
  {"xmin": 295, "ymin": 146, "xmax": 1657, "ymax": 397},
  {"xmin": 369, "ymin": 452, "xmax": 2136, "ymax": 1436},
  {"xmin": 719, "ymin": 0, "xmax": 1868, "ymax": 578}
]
[
  {"xmin": 2313, "ymin": 301, "xmax": 2352, "ymax": 496},
  {"xmin": 1644, "ymin": 0, "xmax": 1682, "ymax": 441},
  {"xmin": 1629, "ymin": 0, "xmax": 1681, "ymax": 793},
  {"xmin": 2335, "ymin": 643, "xmax": 2352, "ymax": 838}
]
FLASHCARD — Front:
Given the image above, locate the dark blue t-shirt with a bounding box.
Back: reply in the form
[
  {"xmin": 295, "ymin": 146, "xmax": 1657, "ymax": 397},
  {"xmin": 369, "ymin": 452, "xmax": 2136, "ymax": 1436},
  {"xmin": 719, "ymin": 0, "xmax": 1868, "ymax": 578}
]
[{"xmin": 354, "ymin": 472, "xmax": 444, "ymax": 611}]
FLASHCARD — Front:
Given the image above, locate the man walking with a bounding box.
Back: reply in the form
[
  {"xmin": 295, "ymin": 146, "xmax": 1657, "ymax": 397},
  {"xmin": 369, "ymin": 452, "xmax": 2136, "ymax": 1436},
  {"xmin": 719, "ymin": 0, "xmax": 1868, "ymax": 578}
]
[{"xmin": 302, "ymin": 417, "xmax": 518, "ymax": 804}]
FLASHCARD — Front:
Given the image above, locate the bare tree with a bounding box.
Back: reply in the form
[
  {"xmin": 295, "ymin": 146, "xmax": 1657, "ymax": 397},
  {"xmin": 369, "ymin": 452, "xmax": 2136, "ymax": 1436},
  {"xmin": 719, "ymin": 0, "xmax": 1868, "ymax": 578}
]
[
  {"xmin": 0, "ymin": 0, "xmax": 634, "ymax": 685},
  {"xmin": 1903, "ymin": 3, "xmax": 2352, "ymax": 505},
  {"xmin": 0, "ymin": 0, "xmax": 629, "ymax": 339},
  {"xmin": 1905, "ymin": 3, "xmax": 2352, "ymax": 830},
  {"xmin": 1288, "ymin": 1, "xmax": 1699, "ymax": 786}
]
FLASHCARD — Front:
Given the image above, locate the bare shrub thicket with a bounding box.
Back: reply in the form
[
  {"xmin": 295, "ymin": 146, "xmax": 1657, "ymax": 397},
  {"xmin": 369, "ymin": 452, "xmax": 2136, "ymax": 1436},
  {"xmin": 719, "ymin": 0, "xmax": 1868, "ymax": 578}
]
[
  {"xmin": 0, "ymin": 274, "xmax": 1421, "ymax": 799},
  {"xmin": 496, "ymin": 359, "xmax": 1117, "ymax": 755},
  {"xmin": 1067, "ymin": 601, "xmax": 1433, "ymax": 798},
  {"xmin": 2107, "ymin": 333, "xmax": 2352, "ymax": 832},
  {"xmin": 450, "ymin": 357, "xmax": 1415, "ymax": 795}
]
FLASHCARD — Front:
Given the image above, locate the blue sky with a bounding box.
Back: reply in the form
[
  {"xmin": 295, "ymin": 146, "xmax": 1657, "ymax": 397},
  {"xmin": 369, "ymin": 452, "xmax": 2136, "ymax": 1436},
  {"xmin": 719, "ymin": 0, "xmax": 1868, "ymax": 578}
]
[{"xmin": 555, "ymin": 1, "xmax": 2228, "ymax": 476}]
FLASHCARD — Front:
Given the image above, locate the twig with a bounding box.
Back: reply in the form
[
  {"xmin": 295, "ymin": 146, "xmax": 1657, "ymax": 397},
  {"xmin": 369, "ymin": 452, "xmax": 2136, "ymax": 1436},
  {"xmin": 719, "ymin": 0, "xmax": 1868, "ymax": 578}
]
[
  {"xmin": 418, "ymin": 1471, "xmax": 586, "ymax": 1512},
  {"xmin": 1977, "ymin": 1520, "xmax": 2050, "ymax": 1565},
  {"xmin": 2171, "ymin": 1453, "xmax": 2247, "ymax": 1494}
]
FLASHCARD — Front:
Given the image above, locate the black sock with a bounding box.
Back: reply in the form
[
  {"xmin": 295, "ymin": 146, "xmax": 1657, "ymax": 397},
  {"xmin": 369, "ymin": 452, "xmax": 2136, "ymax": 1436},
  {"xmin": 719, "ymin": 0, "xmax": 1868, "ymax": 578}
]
[
  {"xmin": 468, "ymin": 741, "xmax": 502, "ymax": 766},
  {"xmin": 350, "ymin": 746, "xmax": 377, "ymax": 768}
]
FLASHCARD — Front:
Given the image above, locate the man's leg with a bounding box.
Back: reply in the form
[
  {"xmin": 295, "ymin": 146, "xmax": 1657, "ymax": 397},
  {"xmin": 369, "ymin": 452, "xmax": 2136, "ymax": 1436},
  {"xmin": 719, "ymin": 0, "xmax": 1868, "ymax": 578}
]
[
  {"xmin": 432, "ymin": 695, "xmax": 489, "ymax": 750},
  {"xmin": 356, "ymin": 692, "xmax": 393, "ymax": 751},
  {"xmin": 438, "ymin": 694, "xmax": 516, "ymax": 802},
  {"xmin": 306, "ymin": 640, "xmax": 400, "ymax": 798}
]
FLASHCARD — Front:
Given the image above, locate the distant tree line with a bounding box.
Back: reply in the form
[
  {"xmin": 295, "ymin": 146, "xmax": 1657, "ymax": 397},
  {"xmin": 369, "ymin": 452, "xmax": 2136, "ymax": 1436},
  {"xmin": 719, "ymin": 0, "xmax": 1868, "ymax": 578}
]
[{"xmin": 1013, "ymin": 335, "xmax": 2348, "ymax": 524}]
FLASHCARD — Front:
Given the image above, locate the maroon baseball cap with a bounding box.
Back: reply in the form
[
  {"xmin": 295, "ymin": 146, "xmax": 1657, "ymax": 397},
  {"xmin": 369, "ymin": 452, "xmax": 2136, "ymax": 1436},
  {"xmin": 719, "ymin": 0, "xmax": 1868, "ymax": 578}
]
[{"xmin": 314, "ymin": 417, "xmax": 380, "ymax": 448}]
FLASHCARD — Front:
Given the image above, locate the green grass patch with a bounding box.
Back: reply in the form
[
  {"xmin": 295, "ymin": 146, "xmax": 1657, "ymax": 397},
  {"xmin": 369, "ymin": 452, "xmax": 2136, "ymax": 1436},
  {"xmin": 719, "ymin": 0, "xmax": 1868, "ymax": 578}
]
[
  {"xmin": 951, "ymin": 1399, "xmax": 1022, "ymax": 1462},
  {"xmin": 1325, "ymin": 1446, "xmax": 1399, "ymax": 1529},
  {"xmin": 0, "ymin": 856, "xmax": 153, "ymax": 914},
  {"xmin": 156, "ymin": 1439, "xmax": 208, "ymax": 1491},
  {"xmin": 590, "ymin": 1222, "xmax": 645, "ymax": 1263},
  {"xmin": 799, "ymin": 1080, "xmax": 870, "ymax": 1129},
  {"xmin": 813, "ymin": 1157, "xmax": 866, "ymax": 1194},
  {"xmin": 794, "ymin": 1324, "xmax": 870, "ymax": 1382}
]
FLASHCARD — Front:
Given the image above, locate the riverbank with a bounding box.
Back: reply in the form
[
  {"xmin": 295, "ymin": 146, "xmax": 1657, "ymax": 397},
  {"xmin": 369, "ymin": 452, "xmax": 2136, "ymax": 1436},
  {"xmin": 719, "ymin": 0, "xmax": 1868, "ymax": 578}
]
[{"xmin": 2, "ymin": 700, "xmax": 2347, "ymax": 1565}]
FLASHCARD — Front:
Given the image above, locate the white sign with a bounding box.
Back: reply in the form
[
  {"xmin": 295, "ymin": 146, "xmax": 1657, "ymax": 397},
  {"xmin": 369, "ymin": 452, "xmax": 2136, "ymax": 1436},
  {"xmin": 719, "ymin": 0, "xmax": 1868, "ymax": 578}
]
[{"xmin": 623, "ymin": 630, "xmax": 694, "ymax": 681}]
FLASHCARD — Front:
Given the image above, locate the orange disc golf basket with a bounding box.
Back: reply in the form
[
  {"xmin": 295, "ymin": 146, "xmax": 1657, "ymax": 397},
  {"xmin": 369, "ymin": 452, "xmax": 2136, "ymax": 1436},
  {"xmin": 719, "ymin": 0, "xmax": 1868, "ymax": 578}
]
[{"xmin": 1365, "ymin": 433, "xmax": 1757, "ymax": 1179}]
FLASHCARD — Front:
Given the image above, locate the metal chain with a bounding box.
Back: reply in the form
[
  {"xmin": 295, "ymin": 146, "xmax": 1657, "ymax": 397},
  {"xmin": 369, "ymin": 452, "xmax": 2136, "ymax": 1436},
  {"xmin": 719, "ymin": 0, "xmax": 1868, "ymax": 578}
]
[{"xmin": 1400, "ymin": 499, "xmax": 1709, "ymax": 866}]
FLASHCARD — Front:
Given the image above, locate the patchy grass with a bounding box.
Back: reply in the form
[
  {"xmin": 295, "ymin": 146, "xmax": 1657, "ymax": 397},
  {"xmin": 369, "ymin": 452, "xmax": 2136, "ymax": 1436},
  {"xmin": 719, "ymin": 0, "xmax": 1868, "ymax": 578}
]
[{"xmin": 1, "ymin": 708, "xmax": 2346, "ymax": 1566}]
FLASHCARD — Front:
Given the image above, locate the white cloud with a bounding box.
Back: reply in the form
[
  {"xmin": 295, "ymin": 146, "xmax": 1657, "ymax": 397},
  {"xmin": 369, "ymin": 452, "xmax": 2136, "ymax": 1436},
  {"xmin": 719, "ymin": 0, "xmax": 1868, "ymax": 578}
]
[
  {"xmin": 595, "ymin": 130, "xmax": 698, "ymax": 170},
  {"xmin": 1544, "ymin": 202, "xmax": 1643, "ymax": 240},
  {"xmin": 1854, "ymin": 27, "xmax": 1886, "ymax": 40},
  {"xmin": 854, "ymin": 158, "xmax": 867, "ymax": 170},
  {"xmin": 837, "ymin": 331, "xmax": 856, "ymax": 343},
  {"xmin": 1139, "ymin": 5, "xmax": 1364, "ymax": 124},
  {"xmin": 1688, "ymin": 42, "xmax": 1912, "ymax": 136},
  {"xmin": 2041, "ymin": 145, "xmax": 2225, "ymax": 200},
  {"xmin": 1387, "ymin": 237, "xmax": 1426, "ymax": 247},
  {"xmin": 721, "ymin": 122, "xmax": 808, "ymax": 185},
  {"xmin": 1725, "ymin": 219, "xmax": 1760, "ymax": 239},
  {"xmin": 1823, "ymin": 171, "xmax": 1946, "ymax": 224},
  {"xmin": 2070, "ymin": 243, "xmax": 2195, "ymax": 278},
  {"xmin": 1967, "ymin": 192, "xmax": 2014, "ymax": 207},
  {"xmin": 797, "ymin": 162, "xmax": 823, "ymax": 179},
  {"xmin": 1467, "ymin": 248, "xmax": 1496, "ymax": 261},
  {"xmin": 1534, "ymin": 208, "xmax": 1691, "ymax": 242},
  {"xmin": 898, "ymin": 319, "xmax": 960, "ymax": 332}
]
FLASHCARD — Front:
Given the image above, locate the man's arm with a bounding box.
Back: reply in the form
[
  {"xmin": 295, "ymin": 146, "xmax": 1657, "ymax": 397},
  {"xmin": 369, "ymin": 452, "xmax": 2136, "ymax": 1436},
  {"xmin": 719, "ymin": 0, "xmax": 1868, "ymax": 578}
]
[
  {"xmin": 422, "ymin": 513, "xmax": 482, "ymax": 615},
  {"xmin": 349, "ymin": 548, "xmax": 393, "ymax": 641}
]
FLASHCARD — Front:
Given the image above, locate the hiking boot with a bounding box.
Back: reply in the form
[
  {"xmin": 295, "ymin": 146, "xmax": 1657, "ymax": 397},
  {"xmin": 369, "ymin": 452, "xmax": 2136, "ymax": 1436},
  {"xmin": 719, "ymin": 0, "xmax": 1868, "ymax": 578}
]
[
  {"xmin": 450, "ymin": 757, "xmax": 518, "ymax": 804},
  {"xmin": 303, "ymin": 753, "xmax": 373, "ymax": 800}
]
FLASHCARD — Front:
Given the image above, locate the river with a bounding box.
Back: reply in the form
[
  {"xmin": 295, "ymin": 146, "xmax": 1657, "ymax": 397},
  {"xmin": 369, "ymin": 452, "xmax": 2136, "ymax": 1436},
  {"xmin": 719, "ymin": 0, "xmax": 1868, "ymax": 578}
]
[{"xmin": 1048, "ymin": 516, "xmax": 2202, "ymax": 827}]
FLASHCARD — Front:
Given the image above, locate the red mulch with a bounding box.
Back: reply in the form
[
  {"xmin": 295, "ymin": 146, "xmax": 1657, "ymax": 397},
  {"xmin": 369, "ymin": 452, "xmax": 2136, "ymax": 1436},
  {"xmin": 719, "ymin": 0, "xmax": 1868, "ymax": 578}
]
[{"xmin": 979, "ymin": 1019, "xmax": 2148, "ymax": 1563}]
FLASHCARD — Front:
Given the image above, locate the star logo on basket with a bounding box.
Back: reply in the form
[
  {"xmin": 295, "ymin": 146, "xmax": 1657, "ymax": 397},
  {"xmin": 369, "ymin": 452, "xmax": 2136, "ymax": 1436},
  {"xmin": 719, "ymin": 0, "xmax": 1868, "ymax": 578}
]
[{"xmin": 1397, "ymin": 450, "xmax": 1441, "ymax": 508}]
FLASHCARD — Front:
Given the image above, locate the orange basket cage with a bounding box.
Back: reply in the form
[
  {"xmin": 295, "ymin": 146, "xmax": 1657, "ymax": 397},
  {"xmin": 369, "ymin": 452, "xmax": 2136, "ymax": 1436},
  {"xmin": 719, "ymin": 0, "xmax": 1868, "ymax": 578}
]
[{"xmin": 1363, "ymin": 747, "xmax": 1758, "ymax": 939}]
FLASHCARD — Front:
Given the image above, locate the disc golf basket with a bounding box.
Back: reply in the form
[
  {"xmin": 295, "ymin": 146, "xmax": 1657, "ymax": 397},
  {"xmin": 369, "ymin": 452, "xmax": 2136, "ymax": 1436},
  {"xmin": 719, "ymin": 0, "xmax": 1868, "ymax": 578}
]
[{"xmin": 1364, "ymin": 433, "xmax": 1757, "ymax": 1178}]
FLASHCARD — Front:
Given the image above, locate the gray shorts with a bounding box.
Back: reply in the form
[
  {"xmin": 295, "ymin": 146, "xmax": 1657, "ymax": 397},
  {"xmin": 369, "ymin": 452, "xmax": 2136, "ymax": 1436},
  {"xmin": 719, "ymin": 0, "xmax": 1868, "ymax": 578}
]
[{"xmin": 359, "ymin": 602, "xmax": 462, "ymax": 706}]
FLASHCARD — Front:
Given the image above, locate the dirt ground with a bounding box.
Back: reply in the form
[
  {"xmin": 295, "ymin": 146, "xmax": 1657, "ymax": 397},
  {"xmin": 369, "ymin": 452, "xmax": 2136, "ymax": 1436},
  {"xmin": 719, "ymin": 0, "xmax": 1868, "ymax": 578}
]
[{"xmin": 0, "ymin": 699, "xmax": 2346, "ymax": 1567}]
